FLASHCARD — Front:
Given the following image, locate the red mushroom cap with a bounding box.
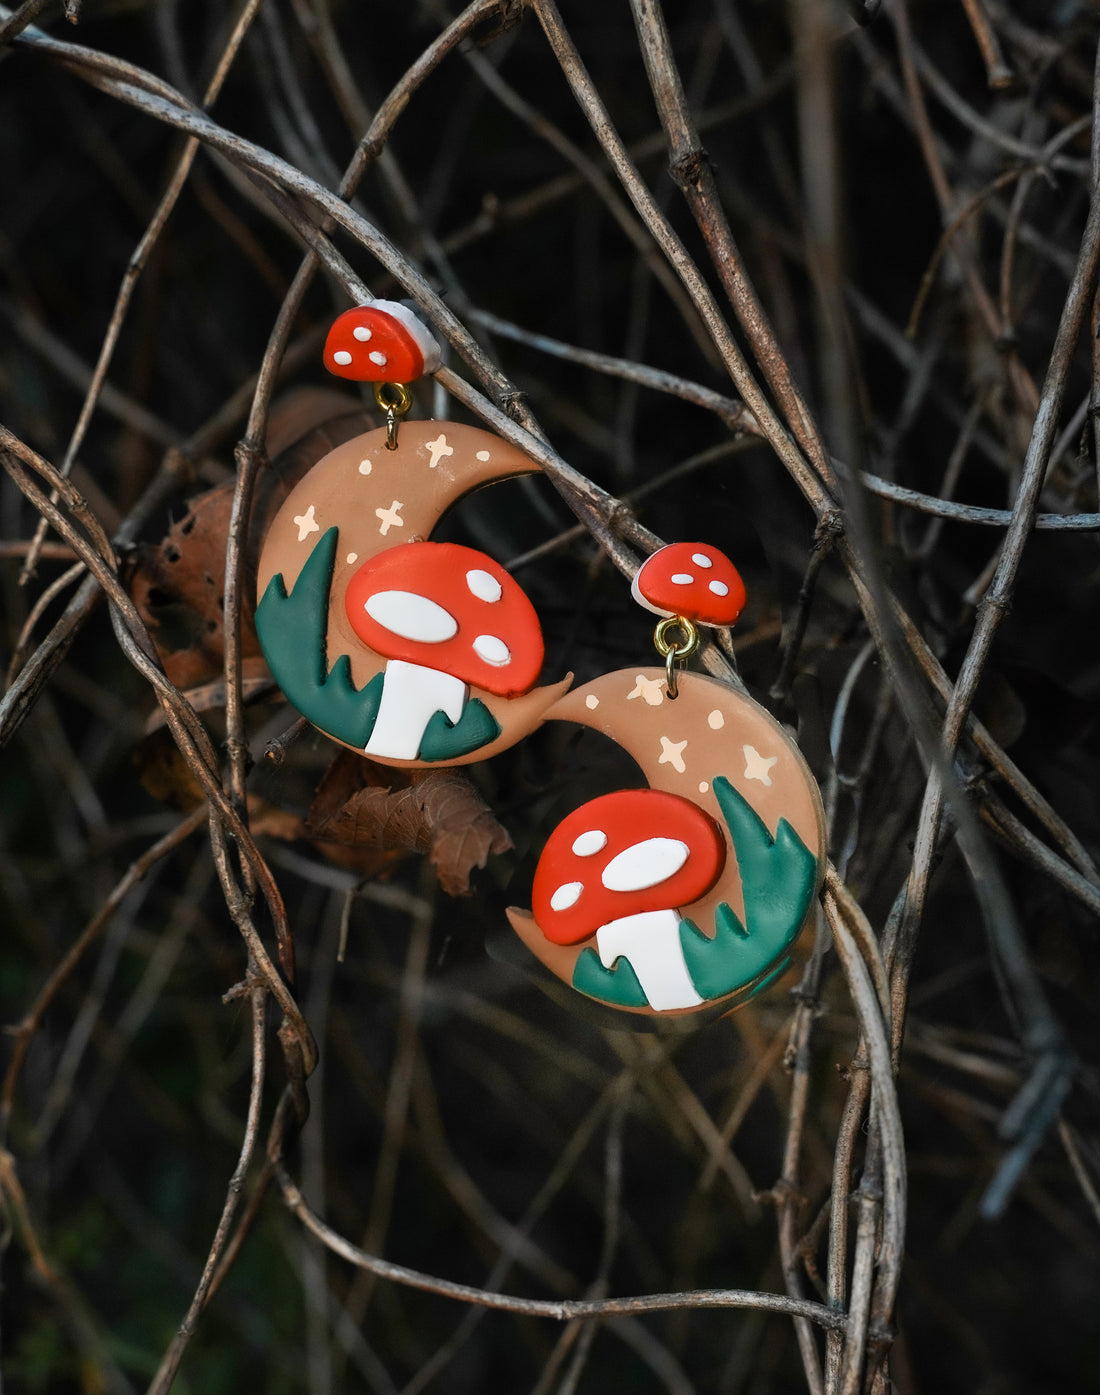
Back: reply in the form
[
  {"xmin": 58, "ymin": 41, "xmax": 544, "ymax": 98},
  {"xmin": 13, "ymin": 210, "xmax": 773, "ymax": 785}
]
[
  {"xmin": 532, "ymin": 789, "xmax": 726, "ymax": 946},
  {"xmin": 631, "ymin": 542, "xmax": 746, "ymax": 627},
  {"xmin": 323, "ymin": 301, "xmax": 441, "ymax": 384},
  {"xmin": 343, "ymin": 541, "xmax": 544, "ymax": 696}
]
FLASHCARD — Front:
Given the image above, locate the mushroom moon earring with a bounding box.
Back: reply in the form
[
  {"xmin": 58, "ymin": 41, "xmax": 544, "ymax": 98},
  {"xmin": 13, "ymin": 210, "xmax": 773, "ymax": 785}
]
[
  {"xmin": 507, "ymin": 544, "xmax": 826, "ymax": 1017},
  {"xmin": 255, "ymin": 304, "xmax": 570, "ymax": 766}
]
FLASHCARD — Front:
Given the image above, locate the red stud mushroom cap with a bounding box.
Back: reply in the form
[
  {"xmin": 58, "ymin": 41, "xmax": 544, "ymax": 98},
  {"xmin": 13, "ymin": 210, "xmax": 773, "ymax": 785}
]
[
  {"xmin": 323, "ymin": 301, "xmax": 442, "ymax": 384},
  {"xmin": 631, "ymin": 542, "xmax": 746, "ymax": 627},
  {"xmin": 532, "ymin": 789, "xmax": 726, "ymax": 946},
  {"xmin": 343, "ymin": 541, "xmax": 544, "ymax": 696}
]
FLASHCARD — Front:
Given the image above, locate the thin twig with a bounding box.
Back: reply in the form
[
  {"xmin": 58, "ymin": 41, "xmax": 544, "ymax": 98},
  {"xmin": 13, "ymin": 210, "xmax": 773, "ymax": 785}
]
[{"xmin": 273, "ymin": 1153, "xmax": 848, "ymax": 1330}]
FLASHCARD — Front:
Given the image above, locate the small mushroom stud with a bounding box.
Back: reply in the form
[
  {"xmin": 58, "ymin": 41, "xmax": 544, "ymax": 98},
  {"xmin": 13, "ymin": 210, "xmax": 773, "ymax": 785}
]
[
  {"xmin": 632, "ymin": 543, "xmax": 747, "ymax": 698},
  {"xmin": 632, "ymin": 542, "xmax": 746, "ymax": 627},
  {"xmin": 343, "ymin": 540, "xmax": 545, "ymax": 761},
  {"xmin": 324, "ymin": 302, "xmax": 442, "ymax": 450},
  {"xmin": 323, "ymin": 301, "xmax": 441, "ymax": 384}
]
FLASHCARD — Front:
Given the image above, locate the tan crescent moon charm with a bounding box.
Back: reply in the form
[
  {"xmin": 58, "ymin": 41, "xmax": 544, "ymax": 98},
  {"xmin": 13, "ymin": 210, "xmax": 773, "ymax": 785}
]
[
  {"xmin": 255, "ymin": 419, "xmax": 571, "ymax": 765},
  {"xmin": 507, "ymin": 669, "xmax": 826, "ymax": 1017}
]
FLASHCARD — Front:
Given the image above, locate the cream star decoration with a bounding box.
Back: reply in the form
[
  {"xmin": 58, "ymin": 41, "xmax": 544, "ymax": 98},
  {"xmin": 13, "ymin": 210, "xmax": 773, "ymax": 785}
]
[
  {"xmin": 743, "ymin": 744, "xmax": 777, "ymax": 786},
  {"xmin": 293, "ymin": 504, "xmax": 320, "ymax": 542},
  {"xmin": 628, "ymin": 673, "xmax": 665, "ymax": 706},
  {"xmin": 658, "ymin": 736, "xmax": 687, "ymax": 773},
  {"xmin": 376, "ymin": 500, "xmax": 404, "ymax": 535},
  {"xmin": 425, "ymin": 433, "xmax": 454, "ymax": 470}
]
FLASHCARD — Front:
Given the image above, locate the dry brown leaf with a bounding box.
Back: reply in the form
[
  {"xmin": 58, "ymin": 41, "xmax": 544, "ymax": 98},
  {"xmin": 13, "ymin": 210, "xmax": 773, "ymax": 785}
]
[
  {"xmin": 246, "ymin": 798, "xmax": 308, "ymax": 841},
  {"xmin": 128, "ymin": 390, "xmax": 372, "ymax": 689},
  {"xmin": 134, "ymin": 725, "xmax": 206, "ymax": 810},
  {"xmin": 135, "ymin": 730, "xmax": 404, "ymax": 879},
  {"xmin": 306, "ymin": 751, "xmax": 513, "ymax": 896},
  {"xmin": 306, "ymin": 745, "xmax": 404, "ymax": 824},
  {"xmin": 308, "ymin": 838, "xmax": 410, "ymax": 882},
  {"xmin": 414, "ymin": 768, "xmax": 514, "ymax": 896}
]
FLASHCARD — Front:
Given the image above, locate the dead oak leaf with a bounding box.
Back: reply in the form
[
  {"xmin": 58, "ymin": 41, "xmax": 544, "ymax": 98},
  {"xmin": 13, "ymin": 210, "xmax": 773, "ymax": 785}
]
[
  {"xmin": 416, "ymin": 770, "xmax": 514, "ymax": 896},
  {"xmin": 135, "ymin": 730, "xmax": 403, "ymax": 879},
  {"xmin": 306, "ymin": 754, "xmax": 512, "ymax": 897},
  {"xmin": 128, "ymin": 390, "xmax": 372, "ymax": 690}
]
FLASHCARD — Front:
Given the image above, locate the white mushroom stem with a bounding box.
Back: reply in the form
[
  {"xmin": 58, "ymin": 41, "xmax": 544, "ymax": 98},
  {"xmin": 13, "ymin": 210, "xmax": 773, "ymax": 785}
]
[
  {"xmin": 596, "ymin": 909, "xmax": 703, "ymax": 1011},
  {"xmin": 364, "ymin": 658, "xmax": 467, "ymax": 760}
]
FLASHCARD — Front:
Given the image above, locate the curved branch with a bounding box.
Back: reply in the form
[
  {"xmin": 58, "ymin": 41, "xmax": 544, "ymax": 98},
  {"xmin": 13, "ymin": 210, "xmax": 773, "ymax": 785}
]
[{"xmin": 274, "ymin": 1156, "xmax": 849, "ymax": 1332}]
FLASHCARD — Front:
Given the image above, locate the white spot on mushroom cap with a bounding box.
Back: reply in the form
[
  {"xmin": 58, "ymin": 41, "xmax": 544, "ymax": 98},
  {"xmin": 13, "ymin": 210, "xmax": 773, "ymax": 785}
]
[
  {"xmin": 358, "ymin": 458, "xmax": 372, "ymax": 475},
  {"xmin": 550, "ymin": 881, "xmax": 583, "ymax": 911},
  {"xmin": 709, "ymin": 580, "xmax": 729, "ymax": 596},
  {"xmin": 369, "ymin": 350, "xmax": 387, "ymax": 366},
  {"xmin": 346, "ymin": 552, "xmax": 358, "ymax": 565},
  {"xmin": 572, "ymin": 830, "xmax": 607, "ymax": 857},
  {"xmin": 601, "ymin": 838, "xmax": 689, "ymax": 892},
  {"xmin": 333, "ymin": 350, "xmax": 353, "ymax": 365},
  {"xmin": 475, "ymin": 449, "xmax": 491, "ymax": 461},
  {"xmin": 585, "ymin": 694, "xmax": 600, "ymax": 709},
  {"xmin": 671, "ymin": 573, "xmax": 694, "ymax": 585},
  {"xmin": 473, "ymin": 634, "xmax": 510, "ymax": 666},
  {"xmin": 364, "ymin": 590, "xmax": 457, "ymax": 643},
  {"xmin": 352, "ymin": 325, "xmax": 372, "ymax": 341},
  {"xmin": 692, "ymin": 552, "xmax": 713, "ymax": 568},
  {"xmin": 707, "ymin": 709, "xmax": 724, "ymax": 730},
  {"xmin": 466, "ymin": 569, "xmax": 502, "ymax": 603}
]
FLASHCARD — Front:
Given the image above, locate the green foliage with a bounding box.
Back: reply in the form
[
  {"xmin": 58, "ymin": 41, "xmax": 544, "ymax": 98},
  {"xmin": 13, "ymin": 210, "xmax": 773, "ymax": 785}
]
[
  {"xmin": 571, "ymin": 944, "xmax": 649, "ymax": 1006},
  {"xmin": 255, "ymin": 528, "xmax": 384, "ymax": 749},
  {"xmin": 680, "ymin": 776, "xmax": 816, "ymax": 998},
  {"xmin": 419, "ymin": 696, "xmax": 501, "ymax": 761}
]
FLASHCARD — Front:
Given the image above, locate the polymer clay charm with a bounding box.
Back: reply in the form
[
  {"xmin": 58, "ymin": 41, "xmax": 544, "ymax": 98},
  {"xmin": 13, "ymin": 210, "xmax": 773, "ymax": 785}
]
[
  {"xmin": 507, "ymin": 669, "xmax": 826, "ymax": 1016},
  {"xmin": 256, "ymin": 420, "xmax": 570, "ymax": 765},
  {"xmin": 323, "ymin": 302, "xmax": 441, "ymax": 384},
  {"xmin": 255, "ymin": 303, "xmax": 570, "ymax": 766},
  {"xmin": 633, "ymin": 541, "xmax": 748, "ymax": 699},
  {"xmin": 631, "ymin": 541, "xmax": 746, "ymax": 627}
]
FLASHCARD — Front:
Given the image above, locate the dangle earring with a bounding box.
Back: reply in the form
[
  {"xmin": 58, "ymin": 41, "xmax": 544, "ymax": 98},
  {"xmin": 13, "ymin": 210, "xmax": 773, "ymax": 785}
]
[
  {"xmin": 254, "ymin": 307, "xmax": 824, "ymax": 1018},
  {"xmin": 254, "ymin": 303, "xmax": 570, "ymax": 766},
  {"xmin": 507, "ymin": 542, "xmax": 826, "ymax": 1018}
]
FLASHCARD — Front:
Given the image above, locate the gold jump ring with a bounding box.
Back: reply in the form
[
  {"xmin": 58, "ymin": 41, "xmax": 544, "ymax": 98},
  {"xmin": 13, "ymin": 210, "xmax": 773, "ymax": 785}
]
[
  {"xmin": 652, "ymin": 615, "xmax": 699, "ymax": 700},
  {"xmin": 373, "ymin": 381, "xmax": 413, "ymax": 450}
]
